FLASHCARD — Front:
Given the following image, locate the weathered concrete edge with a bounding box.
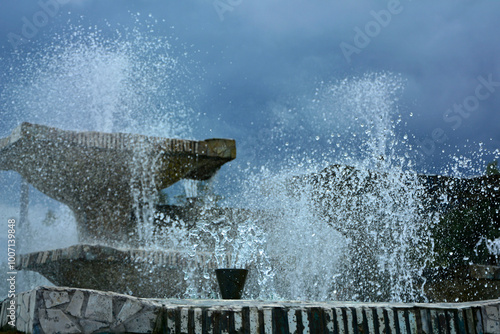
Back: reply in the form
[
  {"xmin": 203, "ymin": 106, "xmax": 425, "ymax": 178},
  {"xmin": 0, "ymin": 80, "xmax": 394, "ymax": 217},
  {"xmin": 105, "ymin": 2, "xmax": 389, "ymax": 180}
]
[
  {"xmin": 15, "ymin": 244, "xmax": 239, "ymax": 276},
  {"xmin": 0, "ymin": 122, "xmax": 236, "ymax": 159},
  {"xmin": 16, "ymin": 244, "xmax": 218, "ymax": 270},
  {"xmin": 1, "ymin": 286, "xmax": 499, "ymax": 333}
]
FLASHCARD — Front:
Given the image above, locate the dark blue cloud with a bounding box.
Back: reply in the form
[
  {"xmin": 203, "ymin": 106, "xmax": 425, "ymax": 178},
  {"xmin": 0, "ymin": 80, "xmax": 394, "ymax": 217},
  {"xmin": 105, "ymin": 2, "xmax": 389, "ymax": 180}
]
[{"xmin": 0, "ymin": 0, "xmax": 499, "ymax": 176}]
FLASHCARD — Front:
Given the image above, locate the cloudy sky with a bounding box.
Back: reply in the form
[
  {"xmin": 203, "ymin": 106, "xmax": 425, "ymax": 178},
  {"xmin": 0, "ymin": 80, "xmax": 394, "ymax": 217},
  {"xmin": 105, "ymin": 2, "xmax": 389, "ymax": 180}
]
[{"xmin": 0, "ymin": 0, "xmax": 499, "ymax": 196}]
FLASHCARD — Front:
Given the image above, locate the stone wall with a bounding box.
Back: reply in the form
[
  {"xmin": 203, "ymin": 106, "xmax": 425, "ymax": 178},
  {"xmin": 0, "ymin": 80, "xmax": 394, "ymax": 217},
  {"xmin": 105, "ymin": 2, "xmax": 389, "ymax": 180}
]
[
  {"xmin": 1, "ymin": 286, "xmax": 499, "ymax": 333},
  {"xmin": 0, "ymin": 286, "xmax": 159, "ymax": 333}
]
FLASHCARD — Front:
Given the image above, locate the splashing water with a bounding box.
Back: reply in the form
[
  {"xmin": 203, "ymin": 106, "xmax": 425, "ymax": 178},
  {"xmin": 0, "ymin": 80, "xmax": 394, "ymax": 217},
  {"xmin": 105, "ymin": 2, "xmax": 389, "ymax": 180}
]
[
  {"xmin": 3, "ymin": 14, "xmax": 489, "ymax": 302},
  {"xmin": 130, "ymin": 138, "xmax": 164, "ymax": 243},
  {"xmin": 0, "ymin": 17, "xmax": 200, "ymax": 245},
  {"xmin": 1, "ymin": 19, "xmax": 197, "ymax": 138},
  {"xmin": 183, "ymin": 179, "xmax": 199, "ymax": 199},
  {"xmin": 224, "ymin": 73, "xmax": 438, "ymax": 302},
  {"xmin": 181, "ymin": 207, "xmax": 276, "ymax": 299},
  {"xmin": 0, "ymin": 18, "xmax": 202, "ymax": 293},
  {"xmin": 486, "ymin": 238, "xmax": 500, "ymax": 259}
]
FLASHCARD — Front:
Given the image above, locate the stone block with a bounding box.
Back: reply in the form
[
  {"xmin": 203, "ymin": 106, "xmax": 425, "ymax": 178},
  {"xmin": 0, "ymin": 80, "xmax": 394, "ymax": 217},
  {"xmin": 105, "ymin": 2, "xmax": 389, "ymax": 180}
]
[
  {"xmin": 15, "ymin": 302, "xmax": 27, "ymax": 334},
  {"xmin": 66, "ymin": 290, "xmax": 85, "ymax": 317},
  {"xmin": 248, "ymin": 307, "xmax": 259, "ymax": 333},
  {"xmin": 110, "ymin": 322, "xmax": 127, "ymax": 332},
  {"xmin": 485, "ymin": 305, "xmax": 500, "ymax": 320},
  {"xmin": 28, "ymin": 289, "xmax": 37, "ymax": 330},
  {"xmin": 0, "ymin": 302, "xmax": 6, "ymax": 328},
  {"xmin": 18, "ymin": 293, "xmax": 29, "ymax": 328},
  {"xmin": 365, "ymin": 307, "xmax": 375, "ymax": 333},
  {"xmin": 44, "ymin": 290, "xmax": 70, "ymax": 308},
  {"xmin": 80, "ymin": 319, "xmax": 108, "ymax": 333},
  {"xmin": 484, "ymin": 306, "xmax": 500, "ymax": 334},
  {"xmin": 116, "ymin": 299, "xmax": 143, "ymax": 323},
  {"xmin": 22, "ymin": 292, "xmax": 30, "ymax": 310},
  {"xmin": 123, "ymin": 306, "xmax": 157, "ymax": 333},
  {"xmin": 3, "ymin": 286, "xmax": 500, "ymax": 334},
  {"xmin": 39, "ymin": 309, "xmax": 81, "ymax": 333},
  {"xmin": 485, "ymin": 318, "xmax": 500, "ymax": 334},
  {"xmin": 85, "ymin": 293, "xmax": 113, "ymax": 323}
]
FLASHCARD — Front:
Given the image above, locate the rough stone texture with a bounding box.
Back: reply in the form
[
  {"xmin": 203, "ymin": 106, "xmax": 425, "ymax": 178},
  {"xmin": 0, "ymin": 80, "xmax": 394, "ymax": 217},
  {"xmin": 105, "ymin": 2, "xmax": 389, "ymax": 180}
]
[
  {"xmin": 1, "ymin": 286, "xmax": 500, "ymax": 333},
  {"xmin": 43, "ymin": 290, "xmax": 70, "ymax": 309},
  {"xmin": 85, "ymin": 293, "xmax": 113, "ymax": 323},
  {"xmin": 0, "ymin": 122, "xmax": 236, "ymax": 245},
  {"xmin": 484, "ymin": 305, "xmax": 500, "ymax": 333},
  {"xmin": 39, "ymin": 309, "xmax": 81, "ymax": 333},
  {"xmin": 66, "ymin": 290, "xmax": 85, "ymax": 317},
  {"xmin": 79, "ymin": 319, "xmax": 107, "ymax": 333},
  {"xmin": 116, "ymin": 299, "xmax": 143, "ymax": 323},
  {"xmin": 123, "ymin": 305, "xmax": 157, "ymax": 333}
]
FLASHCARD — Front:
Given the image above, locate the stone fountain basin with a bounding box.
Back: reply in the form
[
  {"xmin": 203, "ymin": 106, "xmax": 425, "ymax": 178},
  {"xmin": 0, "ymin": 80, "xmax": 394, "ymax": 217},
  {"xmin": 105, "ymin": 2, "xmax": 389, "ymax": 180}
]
[{"xmin": 16, "ymin": 244, "xmax": 219, "ymax": 299}]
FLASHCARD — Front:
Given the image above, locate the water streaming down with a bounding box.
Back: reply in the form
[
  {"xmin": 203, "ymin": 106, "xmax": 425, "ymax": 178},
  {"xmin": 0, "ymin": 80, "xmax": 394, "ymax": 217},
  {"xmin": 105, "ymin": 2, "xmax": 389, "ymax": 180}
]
[
  {"xmin": 0, "ymin": 20, "xmax": 457, "ymax": 302},
  {"xmin": 130, "ymin": 139, "xmax": 163, "ymax": 244},
  {"xmin": 180, "ymin": 202, "xmax": 276, "ymax": 299},
  {"xmin": 307, "ymin": 75, "xmax": 436, "ymax": 302}
]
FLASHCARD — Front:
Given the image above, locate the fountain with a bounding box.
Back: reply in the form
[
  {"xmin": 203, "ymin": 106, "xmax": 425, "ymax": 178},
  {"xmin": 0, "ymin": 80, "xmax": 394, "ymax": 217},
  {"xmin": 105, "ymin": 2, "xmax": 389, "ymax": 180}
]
[
  {"xmin": 0, "ymin": 122, "xmax": 236, "ymax": 245},
  {"xmin": 0, "ymin": 121, "xmax": 238, "ymax": 298},
  {"xmin": 0, "ymin": 28, "xmax": 498, "ymax": 332},
  {"xmin": 1, "ymin": 121, "xmax": 499, "ymax": 333}
]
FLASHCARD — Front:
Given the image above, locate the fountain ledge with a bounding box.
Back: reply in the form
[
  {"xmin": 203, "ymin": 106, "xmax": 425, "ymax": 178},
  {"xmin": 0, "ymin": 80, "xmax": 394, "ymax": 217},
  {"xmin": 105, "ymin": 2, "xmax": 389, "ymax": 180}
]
[
  {"xmin": 1, "ymin": 286, "xmax": 499, "ymax": 333},
  {"xmin": 16, "ymin": 244, "xmax": 219, "ymax": 299}
]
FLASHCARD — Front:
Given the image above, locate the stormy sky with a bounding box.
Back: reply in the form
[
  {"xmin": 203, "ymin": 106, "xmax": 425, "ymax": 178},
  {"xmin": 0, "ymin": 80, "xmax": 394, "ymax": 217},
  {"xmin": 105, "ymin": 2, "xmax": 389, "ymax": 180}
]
[
  {"xmin": 1, "ymin": 0, "xmax": 500, "ymax": 179},
  {"xmin": 2, "ymin": 0, "xmax": 500, "ymax": 299}
]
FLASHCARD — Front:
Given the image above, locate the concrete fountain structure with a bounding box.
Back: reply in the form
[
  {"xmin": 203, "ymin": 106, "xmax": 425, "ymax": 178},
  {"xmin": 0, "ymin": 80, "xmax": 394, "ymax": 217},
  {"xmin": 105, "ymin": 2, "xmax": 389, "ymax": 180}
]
[
  {"xmin": 0, "ymin": 122, "xmax": 236, "ymax": 245},
  {"xmin": 0, "ymin": 122, "xmax": 500, "ymax": 333},
  {"xmin": 0, "ymin": 122, "xmax": 239, "ymax": 299}
]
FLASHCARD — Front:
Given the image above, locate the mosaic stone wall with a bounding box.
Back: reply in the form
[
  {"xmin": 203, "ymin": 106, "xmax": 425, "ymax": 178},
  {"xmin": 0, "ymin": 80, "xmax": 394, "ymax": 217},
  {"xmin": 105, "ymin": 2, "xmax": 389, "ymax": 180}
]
[{"xmin": 1, "ymin": 286, "xmax": 499, "ymax": 333}]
